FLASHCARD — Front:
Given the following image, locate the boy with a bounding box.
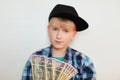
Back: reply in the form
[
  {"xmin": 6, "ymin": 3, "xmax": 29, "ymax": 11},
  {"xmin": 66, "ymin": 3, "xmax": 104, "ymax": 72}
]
[{"xmin": 22, "ymin": 4, "xmax": 96, "ymax": 80}]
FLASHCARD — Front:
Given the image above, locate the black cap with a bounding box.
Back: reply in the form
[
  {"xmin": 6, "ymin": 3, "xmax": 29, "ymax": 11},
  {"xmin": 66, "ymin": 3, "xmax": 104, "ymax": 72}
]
[{"xmin": 49, "ymin": 4, "xmax": 89, "ymax": 31}]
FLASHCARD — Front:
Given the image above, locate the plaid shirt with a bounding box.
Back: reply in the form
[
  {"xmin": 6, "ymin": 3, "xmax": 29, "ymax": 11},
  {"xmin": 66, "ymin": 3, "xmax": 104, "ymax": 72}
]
[{"xmin": 22, "ymin": 46, "xmax": 96, "ymax": 80}]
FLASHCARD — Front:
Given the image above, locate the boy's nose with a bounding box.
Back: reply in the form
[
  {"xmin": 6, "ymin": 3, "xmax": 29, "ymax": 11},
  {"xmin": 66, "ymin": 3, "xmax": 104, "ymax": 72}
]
[{"xmin": 56, "ymin": 31, "xmax": 63, "ymax": 39}]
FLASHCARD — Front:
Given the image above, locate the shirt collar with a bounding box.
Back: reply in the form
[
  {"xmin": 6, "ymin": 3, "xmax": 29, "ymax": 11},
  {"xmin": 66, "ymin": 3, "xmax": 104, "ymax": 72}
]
[{"xmin": 47, "ymin": 45, "xmax": 72, "ymax": 63}]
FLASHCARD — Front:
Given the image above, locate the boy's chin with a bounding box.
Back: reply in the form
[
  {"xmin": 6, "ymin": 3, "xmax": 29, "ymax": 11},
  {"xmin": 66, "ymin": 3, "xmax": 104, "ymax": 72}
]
[{"xmin": 52, "ymin": 45, "xmax": 67, "ymax": 50}]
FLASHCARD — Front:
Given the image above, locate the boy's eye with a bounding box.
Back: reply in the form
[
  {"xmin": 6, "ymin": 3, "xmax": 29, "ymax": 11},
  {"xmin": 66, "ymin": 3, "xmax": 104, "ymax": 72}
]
[
  {"xmin": 52, "ymin": 27, "xmax": 58, "ymax": 31},
  {"xmin": 64, "ymin": 30, "xmax": 69, "ymax": 32}
]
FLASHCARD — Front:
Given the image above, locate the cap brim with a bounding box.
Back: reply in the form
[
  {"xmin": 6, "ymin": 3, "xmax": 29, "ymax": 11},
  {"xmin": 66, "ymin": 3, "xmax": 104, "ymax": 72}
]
[{"xmin": 49, "ymin": 13, "xmax": 89, "ymax": 31}]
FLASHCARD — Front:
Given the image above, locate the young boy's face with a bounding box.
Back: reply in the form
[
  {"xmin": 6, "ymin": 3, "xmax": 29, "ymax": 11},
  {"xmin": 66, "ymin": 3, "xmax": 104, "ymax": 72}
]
[{"xmin": 48, "ymin": 17, "xmax": 77, "ymax": 50}]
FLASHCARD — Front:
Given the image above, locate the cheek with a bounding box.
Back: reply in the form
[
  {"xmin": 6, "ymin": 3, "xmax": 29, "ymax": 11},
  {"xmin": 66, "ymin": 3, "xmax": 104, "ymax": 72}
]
[
  {"xmin": 64, "ymin": 34, "xmax": 74, "ymax": 43},
  {"xmin": 48, "ymin": 30, "xmax": 56, "ymax": 40},
  {"xmin": 48, "ymin": 30, "xmax": 52, "ymax": 39}
]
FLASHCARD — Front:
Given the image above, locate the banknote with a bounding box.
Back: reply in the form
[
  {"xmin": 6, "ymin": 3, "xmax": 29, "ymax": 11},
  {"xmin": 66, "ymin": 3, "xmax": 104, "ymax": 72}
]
[
  {"xmin": 64, "ymin": 64, "xmax": 78, "ymax": 80},
  {"xmin": 57, "ymin": 63, "xmax": 78, "ymax": 80},
  {"xmin": 63, "ymin": 65, "xmax": 76, "ymax": 79},
  {"xmin": 30, "ymin": 55, "xmax": 78, "ymax": 80},
  {"xmin": 31, "ymin": 55, "xmax": 47, "ymax": 80},
  {"xmin": 65, "ymin": 69, "xmax": 78, "ymax": 80},
  {"xmin": 31, "ymin": 55, "xmax": 41, "ymax": 80},
  {"xmin": 54, "ymin": 60, "xmax": 66, "ymax": 80},
  {"xmin": 46, "ymin": 58, "xmax": 55, "ymax": 80},
  {"xmin": 58, "ymin": 64, "xmax": 72, "ymax": 80},
  {"xmin": 57, "ymin": 63, "xmax": 69, "ymax": 80}
]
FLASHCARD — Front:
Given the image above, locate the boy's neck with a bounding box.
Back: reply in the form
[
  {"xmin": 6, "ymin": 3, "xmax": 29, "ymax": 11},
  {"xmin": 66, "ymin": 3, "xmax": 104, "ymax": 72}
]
[{"xmin": 51, "ymin": 47, "xmax": 67, "ymax": 57}]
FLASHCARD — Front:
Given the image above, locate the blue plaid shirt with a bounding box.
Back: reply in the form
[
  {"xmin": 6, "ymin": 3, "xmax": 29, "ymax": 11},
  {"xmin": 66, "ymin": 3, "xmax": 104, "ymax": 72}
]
[{"xmin": 22, "ymin": 46, "xmax": 96, "ymax": 80}]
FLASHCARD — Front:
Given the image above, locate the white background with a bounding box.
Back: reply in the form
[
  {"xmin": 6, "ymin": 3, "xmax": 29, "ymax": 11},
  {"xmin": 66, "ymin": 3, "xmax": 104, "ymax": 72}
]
[{"xmin": 0, "ymin": 0, "xmax": 120, "ymax": 80}]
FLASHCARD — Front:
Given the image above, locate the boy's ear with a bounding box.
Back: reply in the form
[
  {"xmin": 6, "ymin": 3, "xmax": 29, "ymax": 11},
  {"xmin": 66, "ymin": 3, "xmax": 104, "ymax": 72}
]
[
  {"xmin": 47, "ymin": 24, "xmax": 50, "ymax": 34},
  {"xmin": 47, "ymin": 24, "xmax": 50, "ymax": 30},
  {"xmin": 72, "ymin": 31, "xmax": 77, "ymax": 40},
  {"xmin": 73, "ymin": 31, "xmax": 77, "ymax": 36}
]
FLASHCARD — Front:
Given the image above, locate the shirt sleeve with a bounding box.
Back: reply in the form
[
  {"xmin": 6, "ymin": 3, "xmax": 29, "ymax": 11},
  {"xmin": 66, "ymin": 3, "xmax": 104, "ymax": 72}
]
[
  {"xmin": 82, "ymin": 55, "xmax": 96, "ymax": 80},
  {"xmin": 22, "ymin": 58, "xmax": 33, "ymax": 80}
]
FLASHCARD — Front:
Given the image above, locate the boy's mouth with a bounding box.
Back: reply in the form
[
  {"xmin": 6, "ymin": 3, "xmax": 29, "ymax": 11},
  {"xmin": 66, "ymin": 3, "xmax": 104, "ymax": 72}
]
[{"xmin": 55, "ymin": 41, "xmax": 63, "ymax": 44}]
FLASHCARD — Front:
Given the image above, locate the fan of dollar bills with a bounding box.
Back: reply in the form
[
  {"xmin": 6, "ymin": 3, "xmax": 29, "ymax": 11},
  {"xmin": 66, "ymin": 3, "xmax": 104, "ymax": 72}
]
[{"xmin": 30, "ymin": 55, "xmax": 78, "ymax": 80}]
